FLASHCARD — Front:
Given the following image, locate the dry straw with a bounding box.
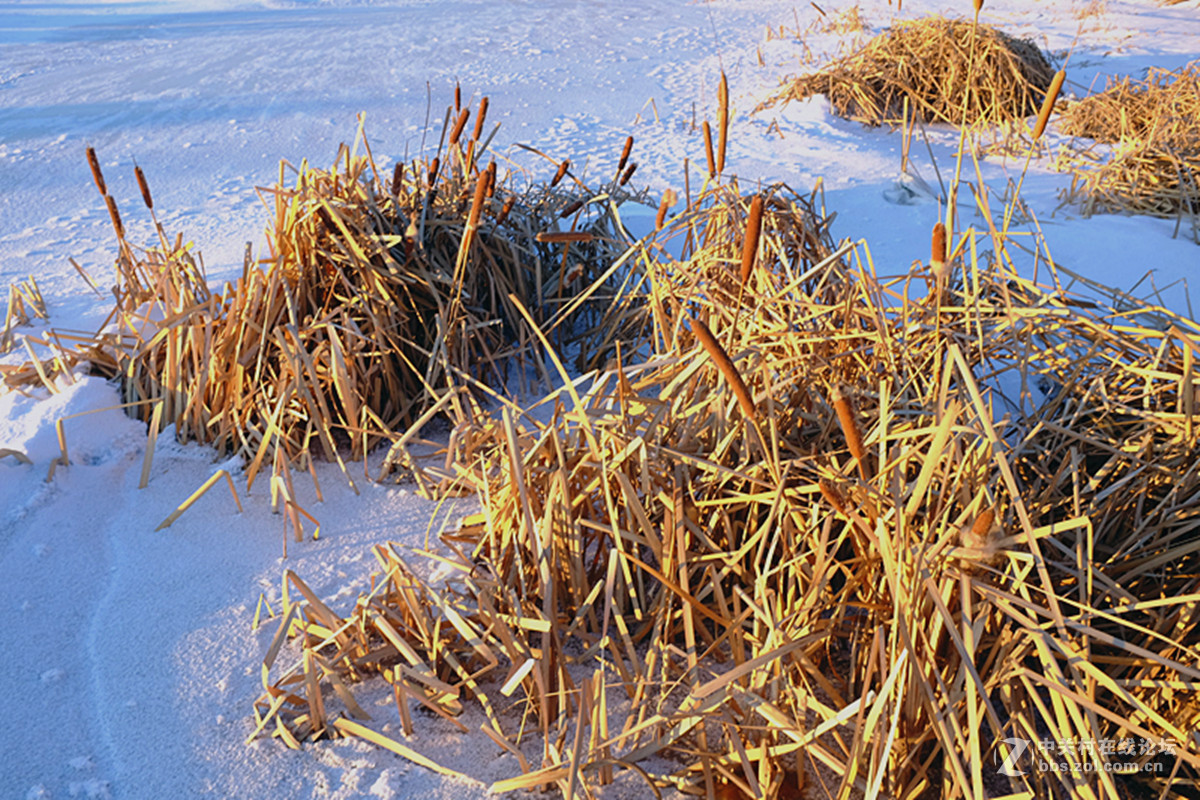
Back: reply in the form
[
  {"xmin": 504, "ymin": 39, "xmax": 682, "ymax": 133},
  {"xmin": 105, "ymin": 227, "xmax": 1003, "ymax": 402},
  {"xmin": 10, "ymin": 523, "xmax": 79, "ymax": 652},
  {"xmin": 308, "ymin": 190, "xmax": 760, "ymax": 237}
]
[
  {"xmin": 249, "ymin": 174, "xmax": 1200, "ymax": 797},
  {"xmin": 5, "ymin": 98, "xmax": 642, "ymax": 480},
  {"xmin": 1059, "ymin": 61, "xmax": 1200, "ymax": 236},
  {"xmin": 762, "ymin": 16, "xmax": 1054, "ymax": 128}
]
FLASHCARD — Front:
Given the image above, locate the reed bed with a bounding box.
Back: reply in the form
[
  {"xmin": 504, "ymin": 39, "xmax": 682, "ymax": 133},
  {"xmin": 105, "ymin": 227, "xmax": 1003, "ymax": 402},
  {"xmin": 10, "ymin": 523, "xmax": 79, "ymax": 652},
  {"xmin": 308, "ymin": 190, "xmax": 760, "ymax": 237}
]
[
  {"xmin": 5, "ymin": 98, "xmax": 639, "ymax": 480},
  {"xmin": 762, "ymin": 16, "xmax": 1055, "ymax": 129},
  {"xmin": 1058, "ymin": 62, "xmax": 1200, "ymax": 235},
  {"xmin": 253, "ymin": 181, "xmax": 1200, "ymax": 798}
]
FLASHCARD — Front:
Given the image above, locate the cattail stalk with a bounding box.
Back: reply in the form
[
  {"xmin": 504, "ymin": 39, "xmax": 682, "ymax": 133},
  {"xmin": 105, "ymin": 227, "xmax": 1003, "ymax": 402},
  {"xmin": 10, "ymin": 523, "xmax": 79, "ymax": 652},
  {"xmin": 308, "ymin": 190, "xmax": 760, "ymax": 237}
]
[
  {"xmin": 551, "ymin": 159, "xmax": 569, "ymax": 188},
  {"xmin": 135, "ymin": 165, "xmax": 154, "ymax": 210},
  {"xmin": 690, "ymin": 317, "xmax": 756, "ymax": 421},
  {"xmin": 930, "ymin": 221, "xmax": 948, "ymax": 280},
  {"xmin": 702, "ymin": 122, "xmax": 716, "ymax": 178},
  {"xmin": 449, "ymin": 108, "xmax": 470, "ymax": 147},
  {"xmin": 535, "ymin": 231, "xmax": 593, "ymax": 244},
  {"xmin": 831, "ymin": 384, "xmax": 867, "ymax": 479},
  {"xmin": 655, "ymin": 188, "xmax": 677, "ymax": 231},
  {"xmin": 619, "ymin": 162, "xmax": 637, "ymax": 187},
  {"xmin": 1032, "ymin": 70, "xmax": 1066, "ymax": 140},
  {"xmin": 392, "ymin": 162, "xmax": 404, "ymax": 195},
  {"xmin": 617, "ymin": 136, "xmax": 634, "ymax": 173},
  {"xmin": 105, "ymin": 195, "xmax": 125, "ymax": 240},
  {"xmin": 740, "ymin": 195, "xmax": 764, "ymax": 284},
  {"xmin": 971, "ymin": 507, "xmax": 996, "ymax": 538},
  {"xmin": 716, "ymin": 71, "xmax": 730, "ymax": 175},
  {"xmin": 86, "ymin": 147, "xmax": 107, "ymax": 196},
  {"xmin": 472, "ymin": 97, "xmax": 489, "ymax": 141}
]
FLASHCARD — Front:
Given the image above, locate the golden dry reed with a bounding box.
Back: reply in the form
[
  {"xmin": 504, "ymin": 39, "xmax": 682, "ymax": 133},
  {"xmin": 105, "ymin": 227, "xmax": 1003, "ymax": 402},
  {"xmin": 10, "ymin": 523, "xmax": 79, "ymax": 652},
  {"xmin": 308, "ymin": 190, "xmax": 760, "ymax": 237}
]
[{"xmin": 717, "ymin": 70, "xmax": 730, "ymax": 174}]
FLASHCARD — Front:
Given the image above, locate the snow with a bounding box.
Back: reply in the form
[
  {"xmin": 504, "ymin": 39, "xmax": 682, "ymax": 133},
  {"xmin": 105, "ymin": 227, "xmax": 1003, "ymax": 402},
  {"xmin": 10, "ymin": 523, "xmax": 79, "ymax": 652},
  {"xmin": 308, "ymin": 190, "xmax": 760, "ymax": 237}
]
[{"xmin": 1, "ymin": 0, "xmax": 1199, "ymax": 797}]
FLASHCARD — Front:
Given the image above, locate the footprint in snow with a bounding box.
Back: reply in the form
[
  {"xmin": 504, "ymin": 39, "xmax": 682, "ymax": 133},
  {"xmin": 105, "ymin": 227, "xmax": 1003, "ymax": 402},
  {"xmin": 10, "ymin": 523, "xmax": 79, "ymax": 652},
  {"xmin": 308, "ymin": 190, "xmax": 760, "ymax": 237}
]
[{"xmin": 40, "ymin": 668, "xmax": 65, "ymax": 684}]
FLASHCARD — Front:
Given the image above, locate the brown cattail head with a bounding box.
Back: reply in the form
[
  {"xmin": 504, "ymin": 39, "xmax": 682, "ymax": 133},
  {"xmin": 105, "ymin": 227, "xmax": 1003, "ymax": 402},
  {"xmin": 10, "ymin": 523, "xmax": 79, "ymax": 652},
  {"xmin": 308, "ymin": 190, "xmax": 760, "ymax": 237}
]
[
  {"xmin": 134, "ymin": 165, "xmax": 153, "ymax": 210},
  {"xmin": 392, "ymin": 162, "xmax": 404, "ymax": 195},
  {"xmin": 702, "ymin": 121, "xmax": 717, "ymax": 178},
  {"xmin": 1033, "ymin": 70, "xmax": 1066, "ymax": 140},
  {"xmin": 716, "ymin": 71, "xmax": 730, "ymax": 175},
  {"xmin": 559, "ymin": 198, "xmax": 584, "ymax": 218},
  {"xmin": 617, "ymin": 135, "xmax": 634, "ymax": 173},
  {"xmin": 818, "ymin": 479, "xmax": 848, "ymax": 515},
  {"xmin": 485, "ymin": 161, "xmax": 497, "ymax": 198},
  {"xmin": 465, "ymin": 161, "xmax": 491, "ymax": 234},
  {"xmin": 86, "ymin": 147, "xmax": 107, "ymax": 196},
  {"xmin": 472, "ymin": 97, "xmax": 489, "ymax": 142},
  {"xmin": 427, "ymin": 156, "xmax": 440, "ymax": 187},
  {"xmin": 740, "ymin": 195, "xmax": 764, "ymax": 284},
  {"xmin": 495, "ymin": 195, "xmax": 516, "ymax": 225},
  {"xmin": 690, "ymin": 317, "xmax": 756, "ymax": 421},
  {"xmin": 551, "ymin": 159, "xmax": 569, "ymax": 188},
  {"xmin": 536, "ymin": 231, "xmax": 593, "ymax": 244},
  {"xmin": 454, "ymin": 82, "xmax": 461, "ymax": 111},
  {"xmin": 831, "ymin": 384, "xmax": 868, "ymax": 479},
  {"xmin": 971, "ymin": 507, "xmax": 996, "ymax": 538},
  {"xmin": 105, "ymin": 194, "xmax": 125, "ymax": 240},
  {"xmin": 655, "ymin": 188, "xmax": 678, "ymax": 231},
  {"xmin": 930, "ymin": 221, "xmax": 949, "ymax": 280},
  {"xmin": 973, "ymin": 0, "xmax": 984, "ymax": 14},
  {"xmin": 449, "ymin": 108, "xmax": 470, "ymax": 147},
  {"xmin": 619, "ymin": 162, "xmax": 637, "ymax": 187}
]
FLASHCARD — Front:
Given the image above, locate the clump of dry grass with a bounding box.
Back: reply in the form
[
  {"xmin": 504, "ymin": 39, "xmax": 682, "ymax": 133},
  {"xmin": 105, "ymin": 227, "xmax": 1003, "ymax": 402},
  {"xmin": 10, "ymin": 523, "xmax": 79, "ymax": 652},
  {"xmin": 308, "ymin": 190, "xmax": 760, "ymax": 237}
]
[
  {"xmin": 762, "ymin": 16, "xmax": 1055, "ymax": 128},
  {"xmin": 1058, "ymin": 62, "xmax": 1200, "ymax": 234},
  {"xmin": 5, "ymin": 98, "xmax": 641, "ymax": 484},
  {"xmin": 253, "ymin": 179, "xmax": 1200, "ymax": 798},
  {"xmin": 1, "ymin": 276, "xmax": 47, "ymax": 354}
]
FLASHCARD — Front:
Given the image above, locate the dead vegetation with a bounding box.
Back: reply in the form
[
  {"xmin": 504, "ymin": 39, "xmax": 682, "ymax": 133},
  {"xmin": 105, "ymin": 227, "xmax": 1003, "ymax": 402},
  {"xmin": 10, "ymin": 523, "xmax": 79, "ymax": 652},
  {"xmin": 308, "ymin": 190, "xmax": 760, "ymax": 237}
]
[
  {"xmin": 253, "ymin": 176, "xmax": 1200, "ymax": 798},
  {"xmin": 1058, "ymin": 62, "xmax": 1200, "ymax": 238},
  {"xmin": 761, "ymin": 16, "xmax": 1055, "ymax": 128},
  {"xmin": 3, "ymin": 97, "xmax": 642, "ymax": 485}
]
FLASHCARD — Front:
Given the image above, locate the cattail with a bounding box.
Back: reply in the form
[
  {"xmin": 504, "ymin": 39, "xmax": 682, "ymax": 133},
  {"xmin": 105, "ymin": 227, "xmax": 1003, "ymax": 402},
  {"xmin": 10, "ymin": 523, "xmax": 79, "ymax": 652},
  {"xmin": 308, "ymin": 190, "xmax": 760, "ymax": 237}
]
[
  {"xmin": 472, "ymin": 97, "xmax": 489, "ymax": 141},
  {"xmin": 464, "ymin": 161, "xmax": 491, "ymax": 237},
  {"xmin": 551, "ymin": 159, "xmax": 570, "ymax": 188},
  {"xmin": 536, "ymin": 231, "xmax": 593, "ymax": 244},
  {"xmin": 716, "ymin": 71, "xmax": 730, "ymax": 175},
  {"xmin": 973, "ymin": 0, "xmax": 984, "ymax": 13},
  {"xmin": 655, "ymin": 188, "xmax": 677, "ymax": 231},
  {"xmin": 831, "ymin": 384, "xmax": 867, "ymax": 479},
  {"xmin": 427, "ymin": 156, "xmax": 440, "ymax": 187},
  {"xmin": 86, "ymin": 147, "xmax": 107, "ymax": 196},
  {"xmin": 971, "ymin": 507, "xmax": 996, "ymax": 538},
  {"xmin": 391, "ymin": 162, "xmax": 404, "ymax": 195},
  {"xmin": 105, "ymin": 194, "xmax": 125, "ymax": 240},
  {"xmin": 740, "ymin": 195, "xmax": 764, "ymax": 284},
  {"xmin": 930, "ymin": 221, "xmax": 948, "ymax": 280},
  {"xmin": 702, "ymin": 121, "xmax": 717, "ymax": 178},
  {"xmin": 818, "ymin": 479, "xmax": 847, "ymax": 514},
  {"xmin": 448, "ymin": 108, "xmax": 470, "ymax": 147},
  {"xmin": 619, "ymin": 162, "xmax": 637, "ymax": 187},
  {"xmin": 1032, "ymin": 69, "xmax": 1066, "ymax": 140},
  {"xmin": 559, "ymin": 199, "xmax": 584, "ymax": 218},
  {"xmin": 454, "ymin": 82, "xmax": 461, "ymax": 111},
  {"xmin": 134, "ymin": 165, "xmax": 153, "ymax": 210},
  {"xmin": 690, "ymin": 317, "xmax": 756, "ymax": 421},
  {"xmin": 485, "ymin": 161, "xmax": 497, "ymax": 198},
  {"xmin": 495, "ymin": 195, "xmax": 516, "ymax": 225},
  {"xmin": 617, "ymin": 135, "xmax": 634, "ymax": 173}
]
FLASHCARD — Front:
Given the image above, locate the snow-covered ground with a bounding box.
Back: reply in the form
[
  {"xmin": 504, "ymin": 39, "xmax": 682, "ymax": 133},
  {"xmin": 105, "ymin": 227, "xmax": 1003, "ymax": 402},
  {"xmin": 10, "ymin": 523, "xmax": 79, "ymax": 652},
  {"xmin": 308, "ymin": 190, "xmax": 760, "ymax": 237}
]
[{"xmin": 2, "ymin": 0, "xmax": 1198, "ymax": 797}]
